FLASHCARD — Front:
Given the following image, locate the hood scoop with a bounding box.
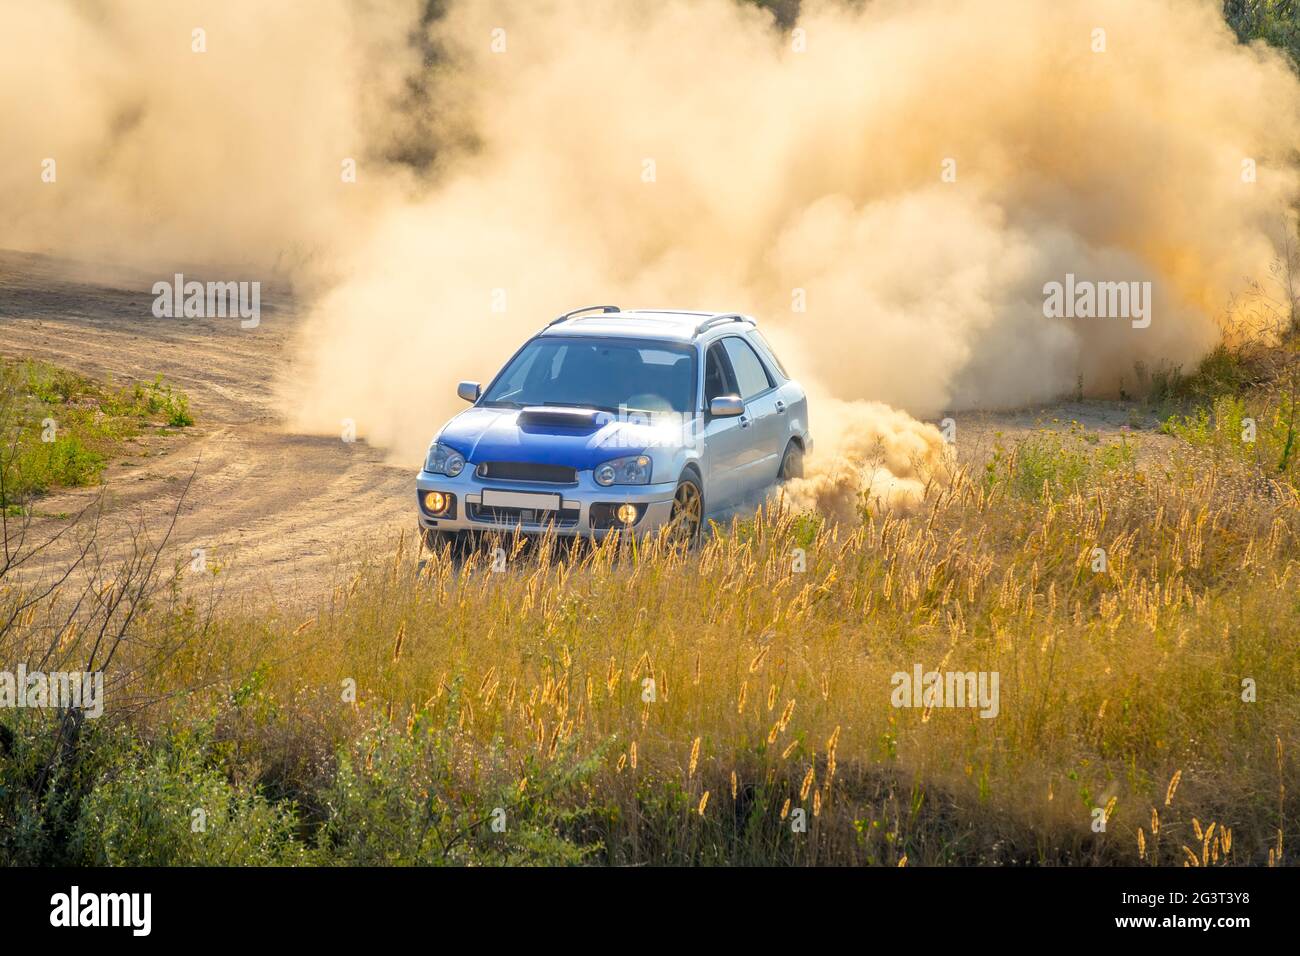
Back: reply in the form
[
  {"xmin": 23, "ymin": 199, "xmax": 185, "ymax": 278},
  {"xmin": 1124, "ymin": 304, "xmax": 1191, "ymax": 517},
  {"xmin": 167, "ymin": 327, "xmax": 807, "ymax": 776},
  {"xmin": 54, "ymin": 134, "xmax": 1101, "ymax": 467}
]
[{"xmin": 517, "ymin": 406, "xmax": 603, "ymax": 427}]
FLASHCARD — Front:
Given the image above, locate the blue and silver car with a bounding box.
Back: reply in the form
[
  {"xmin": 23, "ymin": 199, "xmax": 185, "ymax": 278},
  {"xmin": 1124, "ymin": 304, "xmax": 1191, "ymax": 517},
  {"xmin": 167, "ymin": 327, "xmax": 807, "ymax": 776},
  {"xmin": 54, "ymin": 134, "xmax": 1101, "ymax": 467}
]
[{"xmin": 416, "ymin": 306, "xmax": 812, "ymax": 545}]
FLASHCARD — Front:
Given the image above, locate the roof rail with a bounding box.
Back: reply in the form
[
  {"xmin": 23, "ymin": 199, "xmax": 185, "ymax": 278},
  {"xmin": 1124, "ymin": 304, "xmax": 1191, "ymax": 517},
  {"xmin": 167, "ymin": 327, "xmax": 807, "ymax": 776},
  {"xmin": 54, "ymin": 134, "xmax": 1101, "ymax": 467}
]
[
  {"xmin": 547, "ymin": 304, "xmax": 621, "ymax": 327},
  {"xmin": 694, "ymin": 313, "xmax": 752, "ymax": 336}
]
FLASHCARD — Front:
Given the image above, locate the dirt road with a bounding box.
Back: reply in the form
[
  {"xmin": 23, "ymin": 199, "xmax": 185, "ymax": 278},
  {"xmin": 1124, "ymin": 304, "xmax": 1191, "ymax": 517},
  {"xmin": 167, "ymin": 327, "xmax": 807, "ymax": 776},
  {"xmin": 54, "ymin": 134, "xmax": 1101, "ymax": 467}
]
[{"xmin": 0, "ymin": 251, "xmax": 413, "ymax": 604}]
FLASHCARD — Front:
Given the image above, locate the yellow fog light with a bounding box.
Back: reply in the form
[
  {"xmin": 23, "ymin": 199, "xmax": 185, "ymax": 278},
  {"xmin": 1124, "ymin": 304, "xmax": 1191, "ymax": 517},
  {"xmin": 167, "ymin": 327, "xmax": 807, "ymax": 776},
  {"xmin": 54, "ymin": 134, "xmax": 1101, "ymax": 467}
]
[
  {"xmin": 424, "ymin": 491, "xmax": 449, "ymax": 514},
  {"xmin": 616, "ymin": 503, "xmax": 638, "ymax": 525}
]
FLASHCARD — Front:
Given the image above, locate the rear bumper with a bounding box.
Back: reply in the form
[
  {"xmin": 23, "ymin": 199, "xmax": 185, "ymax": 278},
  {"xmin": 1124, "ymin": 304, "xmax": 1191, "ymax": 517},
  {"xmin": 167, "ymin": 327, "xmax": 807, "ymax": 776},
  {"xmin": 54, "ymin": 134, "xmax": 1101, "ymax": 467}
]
[{"xmin": 415, "ymin": 468, "xmax": 677, "ymax": 538}]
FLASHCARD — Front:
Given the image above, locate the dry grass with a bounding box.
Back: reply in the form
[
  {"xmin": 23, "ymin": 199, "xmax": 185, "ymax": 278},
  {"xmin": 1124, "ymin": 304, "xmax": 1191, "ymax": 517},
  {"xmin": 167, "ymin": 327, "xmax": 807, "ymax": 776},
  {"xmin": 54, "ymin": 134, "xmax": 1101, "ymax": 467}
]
[{"xmin": 34, "ymin": 433, "xmax": 1289, "ymax": 865}]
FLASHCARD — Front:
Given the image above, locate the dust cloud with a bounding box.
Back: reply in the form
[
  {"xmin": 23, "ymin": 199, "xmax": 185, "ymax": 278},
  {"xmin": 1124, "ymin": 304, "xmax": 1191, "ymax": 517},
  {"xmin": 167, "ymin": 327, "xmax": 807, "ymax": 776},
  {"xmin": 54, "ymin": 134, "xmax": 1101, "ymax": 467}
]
[
  {"xmin": 5, "ymin": 0, "xmax": 1300, "ymax": 519},
  {"xmin": 779, "ymin": 393, "xmax": 952, "ymax": 518},
  {"xmin": 0, "ymin": 0, "xmax": 421, "ymax": 285}
]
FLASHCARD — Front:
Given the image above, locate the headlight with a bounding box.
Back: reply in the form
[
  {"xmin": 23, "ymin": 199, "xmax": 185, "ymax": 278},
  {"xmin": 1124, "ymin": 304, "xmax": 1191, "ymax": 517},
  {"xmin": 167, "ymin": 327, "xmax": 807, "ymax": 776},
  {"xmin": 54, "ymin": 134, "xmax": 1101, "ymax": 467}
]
[
  {"xmin": 424, "ymin": 442, "xmax": 466, "ymax": 477},
  {"xmin": 594, "ymin": 454, "xmax": 651, "ymax": 486}
]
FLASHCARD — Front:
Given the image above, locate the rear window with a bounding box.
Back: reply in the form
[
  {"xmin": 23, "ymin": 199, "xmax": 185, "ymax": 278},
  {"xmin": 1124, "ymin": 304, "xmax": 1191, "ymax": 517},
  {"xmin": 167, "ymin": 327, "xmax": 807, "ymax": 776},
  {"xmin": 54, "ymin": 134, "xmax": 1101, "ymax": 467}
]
[{"xmin": 749, "ymin": 330, "xmax": 790, "ymax": 378}]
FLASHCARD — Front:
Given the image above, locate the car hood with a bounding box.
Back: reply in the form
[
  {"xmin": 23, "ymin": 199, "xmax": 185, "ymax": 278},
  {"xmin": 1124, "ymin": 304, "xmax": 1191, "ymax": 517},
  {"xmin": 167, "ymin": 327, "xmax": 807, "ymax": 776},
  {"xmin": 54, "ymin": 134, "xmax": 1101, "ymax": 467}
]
[{"xmin": 436, "ymin": 406, "xmax": 687, "ymax": 470}]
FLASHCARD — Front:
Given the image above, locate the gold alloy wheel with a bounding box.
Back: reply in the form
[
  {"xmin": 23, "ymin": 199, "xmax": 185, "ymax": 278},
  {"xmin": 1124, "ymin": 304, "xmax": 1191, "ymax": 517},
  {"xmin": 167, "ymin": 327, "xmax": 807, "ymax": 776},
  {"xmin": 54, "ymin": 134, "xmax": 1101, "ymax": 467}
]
[{"xmin": 669, "ymin": 479, "xmax": 703, "ymax": 543}]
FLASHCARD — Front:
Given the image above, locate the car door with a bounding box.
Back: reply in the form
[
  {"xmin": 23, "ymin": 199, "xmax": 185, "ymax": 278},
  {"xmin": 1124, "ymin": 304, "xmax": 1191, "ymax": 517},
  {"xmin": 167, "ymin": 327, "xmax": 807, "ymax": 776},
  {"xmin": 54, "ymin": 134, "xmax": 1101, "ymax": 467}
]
[
  {"xmin": 700, "ymin": 341, "xmax": 746, "ymax": 511},
  {"xmin": 719, "ymin": 335, "xmax": 783, "ymax": 496}
]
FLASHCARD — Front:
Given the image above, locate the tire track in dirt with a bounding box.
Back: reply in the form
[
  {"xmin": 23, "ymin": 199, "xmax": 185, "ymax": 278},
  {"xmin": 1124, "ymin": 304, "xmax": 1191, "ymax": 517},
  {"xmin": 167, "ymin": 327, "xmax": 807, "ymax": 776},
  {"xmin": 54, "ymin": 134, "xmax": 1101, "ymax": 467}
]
[{"xmin": 0, "ymin": 251, "xmax": 413, "ymax": 605}]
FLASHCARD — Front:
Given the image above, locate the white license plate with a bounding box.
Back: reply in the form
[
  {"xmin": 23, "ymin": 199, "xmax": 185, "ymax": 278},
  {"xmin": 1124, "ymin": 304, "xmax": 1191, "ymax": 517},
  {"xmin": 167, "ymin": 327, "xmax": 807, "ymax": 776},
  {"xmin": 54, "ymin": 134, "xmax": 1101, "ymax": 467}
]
[{"xmin": 481, "ymin": 489, "xmax": 562, "ymax": 511}]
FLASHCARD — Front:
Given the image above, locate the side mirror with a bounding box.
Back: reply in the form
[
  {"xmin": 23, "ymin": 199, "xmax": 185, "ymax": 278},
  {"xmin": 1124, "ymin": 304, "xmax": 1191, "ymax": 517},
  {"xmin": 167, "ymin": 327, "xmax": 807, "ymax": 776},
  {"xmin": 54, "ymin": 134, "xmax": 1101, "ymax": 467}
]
[
  {"xmin": 457, "ymin": 381, "xmax": 481, "ymax": 403},
  {"xmin": 709, "ymin": 395, "xmax": 744, "ymax": 418}
]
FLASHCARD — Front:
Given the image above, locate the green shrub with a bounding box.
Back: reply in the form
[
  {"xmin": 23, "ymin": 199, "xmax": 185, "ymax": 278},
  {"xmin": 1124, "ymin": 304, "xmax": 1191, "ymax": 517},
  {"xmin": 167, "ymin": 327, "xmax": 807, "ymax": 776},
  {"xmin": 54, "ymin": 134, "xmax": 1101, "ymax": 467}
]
[
  {"xmin": 0, "ymin": 715, "xmax": 111, "ymax": 866},
  {"xmin": 133, "ymin": 375, "xmax": 194, "ymax": 427},
  {"xmin": 0, "ymin": 359, "xmax": 194, "ymax": 504},
  {"xmin": 1147, "ymin": 345, "xmax": 1255, "ymax": 410},
  {"xmin": 73, "ymin": 731, "xmax": 309, "ymax": 866},
  {"xmin": 1162, "ymin": 389, "xmax": 1300, "ymax": 481},
  {"xmin": 1225, "ymin": 0, "xmax": 1300, "ymax": 69},
  {"xmin": 319, "ymin": 698, "xmax": 597, "ymax": 866},
  {"xmin": 13, "ymin": 431, "xmax": 106, "ymax": 493},
  {"xmin": 984, "ymin": 426, "xmax": 1135, "ymax": 500}
]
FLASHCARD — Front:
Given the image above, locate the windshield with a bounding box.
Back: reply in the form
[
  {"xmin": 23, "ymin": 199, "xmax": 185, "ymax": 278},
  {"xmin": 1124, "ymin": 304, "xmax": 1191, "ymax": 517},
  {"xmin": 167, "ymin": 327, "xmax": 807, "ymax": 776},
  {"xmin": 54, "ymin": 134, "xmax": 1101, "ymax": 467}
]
[{"xmin": 481, "ymin": 337, "xmax": 696, "ymax": 414}]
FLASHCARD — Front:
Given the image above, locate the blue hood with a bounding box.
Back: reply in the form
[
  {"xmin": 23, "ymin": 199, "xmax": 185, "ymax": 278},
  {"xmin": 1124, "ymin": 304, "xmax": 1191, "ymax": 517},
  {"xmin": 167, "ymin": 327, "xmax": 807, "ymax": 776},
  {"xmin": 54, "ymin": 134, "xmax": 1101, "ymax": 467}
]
[{"xmin": 437, "ymin": 406, "xmax": 679, "ymax": 470}]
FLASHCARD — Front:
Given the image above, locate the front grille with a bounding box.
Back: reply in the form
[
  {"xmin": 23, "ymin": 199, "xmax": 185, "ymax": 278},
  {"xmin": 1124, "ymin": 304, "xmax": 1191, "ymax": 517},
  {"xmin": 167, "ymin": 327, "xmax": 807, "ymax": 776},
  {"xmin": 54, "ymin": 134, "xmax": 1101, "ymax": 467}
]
[
  {"xmin": 468, "ymin": 503, "xmax": 581, "ymax": 528},
  {"xmin": 475, "ymin": 461, "xmax": 577, "ymax": 484}
]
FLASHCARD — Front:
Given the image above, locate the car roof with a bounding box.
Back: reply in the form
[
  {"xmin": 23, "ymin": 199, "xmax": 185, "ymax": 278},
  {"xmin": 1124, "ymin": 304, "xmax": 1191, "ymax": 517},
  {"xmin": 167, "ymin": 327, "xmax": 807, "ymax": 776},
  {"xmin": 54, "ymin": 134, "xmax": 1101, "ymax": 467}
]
[{"xmin": 539, "ymin": 308, "xmax": 756, "ymax": 342}]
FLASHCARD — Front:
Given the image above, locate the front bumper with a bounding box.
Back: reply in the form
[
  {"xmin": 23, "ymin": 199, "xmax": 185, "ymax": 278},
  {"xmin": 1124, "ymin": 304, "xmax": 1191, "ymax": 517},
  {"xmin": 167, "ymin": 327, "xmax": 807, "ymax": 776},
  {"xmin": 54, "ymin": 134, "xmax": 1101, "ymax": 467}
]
[{"xmin": 415, "ymin": 467, "xmax": 677, "ymax": 538}]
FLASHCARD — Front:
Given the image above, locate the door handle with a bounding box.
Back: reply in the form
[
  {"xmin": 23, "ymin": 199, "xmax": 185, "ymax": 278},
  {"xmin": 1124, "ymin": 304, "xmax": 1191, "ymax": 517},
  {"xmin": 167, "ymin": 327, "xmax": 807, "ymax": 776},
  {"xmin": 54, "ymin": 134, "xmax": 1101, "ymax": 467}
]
[{"xmin": 775, "ymin": 400, "xmax": 786, "ymax": 414}]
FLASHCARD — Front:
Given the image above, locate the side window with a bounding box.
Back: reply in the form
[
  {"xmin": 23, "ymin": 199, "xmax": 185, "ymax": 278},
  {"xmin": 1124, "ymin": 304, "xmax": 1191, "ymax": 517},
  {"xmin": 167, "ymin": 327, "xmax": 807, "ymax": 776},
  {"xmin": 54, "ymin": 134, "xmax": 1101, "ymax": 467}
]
[
  {"xmin": 721, "ymin": 337, "xmax": 773, "ymax": 400},
  {"xmin": 704, "ymin": 343, "xmax": 736, "ymax": 403}
]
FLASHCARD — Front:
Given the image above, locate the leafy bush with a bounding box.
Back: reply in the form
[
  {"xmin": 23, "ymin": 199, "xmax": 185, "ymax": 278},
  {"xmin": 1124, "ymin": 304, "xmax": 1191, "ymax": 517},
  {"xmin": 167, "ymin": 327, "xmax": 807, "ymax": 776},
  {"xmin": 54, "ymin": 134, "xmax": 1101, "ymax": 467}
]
[
  {"xmin": 1162, "ymin": 388, "xmax": 1300, "ymax": 480},
  {"xmin": 73, "ymin": 731, "xmax": 309, "ymax": 866},
  {"xmin": 1225, "ymin": 0, "xmax": 1300, "ymax": 68},
  {"xmin": 0, "ymin": 715, "xmax": 111, "ymax": 866},
  {"xmin": 320, "ymin": 698, "xmax": 598, "ymax": 866},
  {"xmin": 1147, "ymin": 345, "xmax": 1256, "ymax": 411},
  {"xmin": 12, "ymin": 431, "xmax": 105, "ymax": 493},
  {"xmin": 984, "ymin": 426, "xmax": 1135, "ymax": 500},
  {"xmin": 133, "ymin": 375, "xmax": 194, "ymax": 427}
]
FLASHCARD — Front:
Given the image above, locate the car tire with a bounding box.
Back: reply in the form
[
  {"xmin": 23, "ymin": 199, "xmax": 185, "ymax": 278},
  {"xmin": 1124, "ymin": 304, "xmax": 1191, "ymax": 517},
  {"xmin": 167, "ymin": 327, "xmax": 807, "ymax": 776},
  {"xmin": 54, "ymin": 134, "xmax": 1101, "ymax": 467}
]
[
  {"xmin": 779, "ymin": 441, "xmax": 804, "ymax": 481},
  {"xmin": 668, "ymin": 473, "xmax": 704, "ymax": 545}
]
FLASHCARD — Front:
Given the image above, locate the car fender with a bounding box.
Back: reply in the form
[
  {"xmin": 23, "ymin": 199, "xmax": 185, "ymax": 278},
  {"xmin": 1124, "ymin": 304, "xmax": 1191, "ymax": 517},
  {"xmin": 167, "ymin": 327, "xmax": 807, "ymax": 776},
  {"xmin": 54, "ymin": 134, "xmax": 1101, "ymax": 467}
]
[
  {"xmin": 784, "ymin": 388, "xmax": 811, "ymax": 449},
  {"xmin": 642, "ymin": 442, "xmax": 700, "ymax": 490}
]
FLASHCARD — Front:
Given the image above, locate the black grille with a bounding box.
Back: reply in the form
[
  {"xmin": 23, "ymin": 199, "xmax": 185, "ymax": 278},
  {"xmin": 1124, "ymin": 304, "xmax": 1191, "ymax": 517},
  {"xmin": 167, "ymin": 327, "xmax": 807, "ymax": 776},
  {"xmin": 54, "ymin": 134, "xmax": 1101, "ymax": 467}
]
[
  {"xmin": 468, "ymin": 503, "xmax": 581, "ymax": 528},
  {"xmin": 475, "ymin": 461, "xmax": 577, "ymax": 484},
  {"xmin": 517, "ymin": 406, "xmax": 601, "ymax": 427}
]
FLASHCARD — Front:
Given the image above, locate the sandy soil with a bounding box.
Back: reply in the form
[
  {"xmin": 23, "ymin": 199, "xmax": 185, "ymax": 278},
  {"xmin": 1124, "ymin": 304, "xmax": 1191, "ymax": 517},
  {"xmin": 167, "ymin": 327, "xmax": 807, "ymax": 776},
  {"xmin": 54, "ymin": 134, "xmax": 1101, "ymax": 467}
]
[
  {"xmin": 0, "ymin": 251, "xmax": 412, "ymax": 605},
  {"xmin": 0, "ymin": 250, "xmax": 1174, "ymax": 605}
]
